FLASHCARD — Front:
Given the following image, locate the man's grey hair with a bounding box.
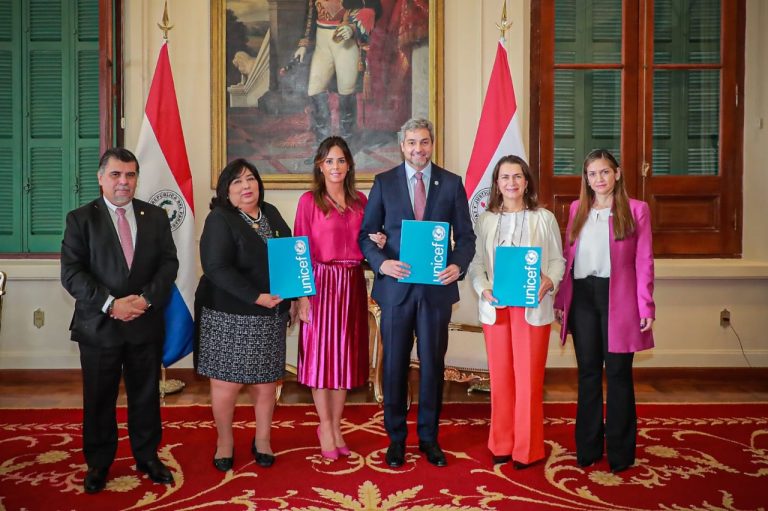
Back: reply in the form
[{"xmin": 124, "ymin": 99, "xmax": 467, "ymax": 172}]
[{"xmin": 398, "ymin": 118, "xmax": 434, "ymax": 145}]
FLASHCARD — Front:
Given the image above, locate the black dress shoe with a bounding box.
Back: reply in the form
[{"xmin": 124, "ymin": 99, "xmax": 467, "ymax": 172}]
[
  {"xmin": 83, "ymin": 466, "xmax": 108, "ymax": 494},
  {"xmin": 213, "ymin": 451, "xmax": 234, "ymax": 472},
  {"xmin": 577, "ymin": 455, "xmax": 601, "ymax": 468},
  {"xmin": 251, "ymin": 439, "xmax": 275, "ymax": 467},
  {"xmin": 136, "ymin": 459, "xmax": 174, "ymax": 484},
  {"xmin": 418, "ymin": 441, "xmax": 447, "ymax": 467},
  {"xmin": 492, "ymin": 454, "xmax": 512, "ymax": 465},
  {"xmin": 513, "ymin": 460, "xmax": 536, "ymax": 470},
  {"xmin": 610, "ymin": 463, "xmax": 631, "ymax": 473},
  {"xmin": 385, "ymin": 442, "xmax": 405, "ymax": 468}
]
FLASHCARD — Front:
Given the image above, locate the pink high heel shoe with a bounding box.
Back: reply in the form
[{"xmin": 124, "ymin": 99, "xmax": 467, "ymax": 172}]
[
  {"xmin": 316, "ymin": 426, "xmax": 339, "ymax": 460},
  {"xmin": 336, "ymin": 445, "xmax": 351, "ymax": 457}
]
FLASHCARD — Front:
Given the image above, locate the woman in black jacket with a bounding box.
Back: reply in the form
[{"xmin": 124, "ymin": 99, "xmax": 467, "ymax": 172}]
[{"xmin": 196, "ymin": 159, "xmax": 293, "ymax": 472}]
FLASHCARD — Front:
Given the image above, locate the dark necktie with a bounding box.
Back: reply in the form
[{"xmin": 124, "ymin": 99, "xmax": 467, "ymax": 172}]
[{"xmin": 414, "ymin": 171, "xmax": 426, "ymax": 221}]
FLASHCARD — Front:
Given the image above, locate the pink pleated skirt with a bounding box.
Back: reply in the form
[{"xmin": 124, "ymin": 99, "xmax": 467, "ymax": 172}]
[{"xmin": 297, "ymin": 260, "xmax": 369, "ymax": 389}]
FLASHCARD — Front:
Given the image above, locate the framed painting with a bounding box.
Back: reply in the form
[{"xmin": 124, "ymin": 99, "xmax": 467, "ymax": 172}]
[{"xmin": 210, "ymin": 0, "xmax": 443, "ymax": 189}]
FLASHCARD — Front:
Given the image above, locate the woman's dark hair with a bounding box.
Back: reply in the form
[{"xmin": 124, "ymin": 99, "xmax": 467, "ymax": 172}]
[
  {"xmin": 568, "ymin": 149, "xmax": 635, "ymax": 243},
  {"xmin": 210, "ymin": 158, "xmax": 265, "ymax": 210},
  {"xmin": 311, "ymin": 136, "xmax": 362, "ymax": 214},
  {"xmin": 486, "ymin": 155, "xmax": 539, "ymax": 213}
]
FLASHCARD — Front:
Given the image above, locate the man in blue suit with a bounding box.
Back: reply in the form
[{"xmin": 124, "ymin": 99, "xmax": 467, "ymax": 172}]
[{"xmin": 359, "ymin": 118, "xmax": 475, "ymax": 468}]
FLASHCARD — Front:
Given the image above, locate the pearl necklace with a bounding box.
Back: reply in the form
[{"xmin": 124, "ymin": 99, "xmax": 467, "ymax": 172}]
[{"xmin": 238, "ymin": 208, "xmax": 263, "ymax": 230}]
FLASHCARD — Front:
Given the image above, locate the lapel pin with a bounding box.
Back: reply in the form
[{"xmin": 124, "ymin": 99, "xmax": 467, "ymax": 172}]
[
  {"xmin": 434, "ymin": 180, "xmax": 439, "ymax": 186},
  {"xmin": 140, "ymin": 211, "xmax": 145, "ymax": 215}
]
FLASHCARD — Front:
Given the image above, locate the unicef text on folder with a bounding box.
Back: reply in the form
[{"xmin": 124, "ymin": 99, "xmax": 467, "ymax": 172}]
[
  {"xmin": 398, "ymin": 220, "xmax": 451, "ymax": 285},
  {"xmin": 493, "ymin": 246, "xmax": 541, "ymax": 307},
  {"xmin": 267, "ymin": 236, "xmax": 317, "ymax": 298}
]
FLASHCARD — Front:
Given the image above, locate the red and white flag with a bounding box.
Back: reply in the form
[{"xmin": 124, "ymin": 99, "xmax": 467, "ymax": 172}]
[
  {"xmin": 465, "ymin": 39, "xmax": 527, "ymax": 222},
  {"xmin": 135, "ymin": 41, "xmax": 196, "ymax": 366}
]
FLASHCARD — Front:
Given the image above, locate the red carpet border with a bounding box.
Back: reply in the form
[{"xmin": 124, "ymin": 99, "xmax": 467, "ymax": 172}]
[{"xmin": 0, "ymin": 402, "xmax": 766, "ymax": 510}]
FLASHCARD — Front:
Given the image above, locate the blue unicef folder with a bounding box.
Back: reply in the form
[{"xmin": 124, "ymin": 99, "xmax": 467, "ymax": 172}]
[
  {"xmin": 267, "ymin": 236, "xmax": 317, "ymax": 298},
  {"xmin": 493, "ymin": 246, "xmax": 542, "ymax": 307},
  {"xmin": 398, "ymin": 220, "xmax": 450, "ymax": 285}
]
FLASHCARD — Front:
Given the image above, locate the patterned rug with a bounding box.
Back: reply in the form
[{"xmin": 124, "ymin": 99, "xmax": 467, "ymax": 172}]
[{"xmin": 0, "ymin": 402, "xmax": 766, "ymax": 510}]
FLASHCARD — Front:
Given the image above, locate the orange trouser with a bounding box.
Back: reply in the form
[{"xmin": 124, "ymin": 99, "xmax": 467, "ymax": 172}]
[{"xmin": 482, "ymin": 306, "xmax": 550, "ymax": 463}]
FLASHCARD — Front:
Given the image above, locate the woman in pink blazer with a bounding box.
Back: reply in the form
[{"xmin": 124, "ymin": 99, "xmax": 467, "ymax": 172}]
[{"xmin": 554, "ymin": 149, "xmax": 655, "ymax": 474}]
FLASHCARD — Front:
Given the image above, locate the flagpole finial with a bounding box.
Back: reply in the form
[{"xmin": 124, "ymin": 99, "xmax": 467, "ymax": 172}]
[
  {"xmin": 496, "ymin": 1, "xmax": 512, "ymax": 39},
  {"xmin": 158, "ymin": 1, "xmax": 174, "ymax": 41}
]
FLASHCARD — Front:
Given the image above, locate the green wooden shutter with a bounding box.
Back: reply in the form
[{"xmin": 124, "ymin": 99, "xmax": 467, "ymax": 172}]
[
  {"xmin": 554, "ymin": 0, "xmax": 622, "ymax": 175},
  {"xmin": 554, "ymin": 70, "xmax": 577, "ymax": 175},
  {"xmin": 653, "ymin": 0, "xmax": 720, "ymax": 176},
  {"xmin": 0, "ymin": 0, "xmax": 99, "ymax": 253},
  {"xmin": 589, "ymin": 70, "xmax": 621, "ymax": 157},
  {"xmin": 0, "ymin": 0, "xmax": 22, "ymax": 252},
  {"xmin": 25, "ymin": 0, "xmax": 70, "ymax": 252},
  {"xmin": 554, "ymin": 0, "xmax": 577, "ymax": 175},
  {"xmin": 74, "ymin": 0, "xmax": 100, "ymax": 206}
]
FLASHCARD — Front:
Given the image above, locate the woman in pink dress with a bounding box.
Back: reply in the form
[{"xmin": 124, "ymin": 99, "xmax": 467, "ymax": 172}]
[{"xmin": 294, "ymin": 136, "xmax": 384, "ymax": 459}]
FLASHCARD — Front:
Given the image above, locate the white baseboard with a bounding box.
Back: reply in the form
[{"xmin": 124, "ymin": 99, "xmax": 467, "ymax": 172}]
[
  {"xmin": 545, "ymin": 348, "xmax": 768, "ymax": 368},
  {"xmin": 1, "ymin": 348, "xmax": 766, "ymax": 370},
  {"xmin": 0, "ymin": 351, "xmax": 83, "ymax": 369}
]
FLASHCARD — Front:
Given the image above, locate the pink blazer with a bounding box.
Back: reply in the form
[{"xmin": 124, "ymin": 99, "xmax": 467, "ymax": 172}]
[{"xmin": 554, "ymin": 199, "xmax": 655, "ymax": 353}]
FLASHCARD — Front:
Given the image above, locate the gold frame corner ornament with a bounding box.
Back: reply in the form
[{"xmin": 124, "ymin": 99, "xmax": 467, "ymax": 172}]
[
  {"xmin": 210, "ymin": 0, "xmax": 226, "ymax": 189},
  {"xmin": 209, "ymin": 0, "xmax": 444, "ymax": 189}
]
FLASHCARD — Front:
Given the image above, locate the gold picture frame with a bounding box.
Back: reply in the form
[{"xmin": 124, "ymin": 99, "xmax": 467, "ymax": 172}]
[{"xmin": 210, "ymin": 0, "xmax": 443, "ymax": 189}]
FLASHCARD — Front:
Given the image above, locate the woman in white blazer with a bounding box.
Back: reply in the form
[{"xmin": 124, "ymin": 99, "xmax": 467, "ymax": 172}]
[{"xmin": 468, "ymin": 155, "xmax": 565, "ymax": 468}]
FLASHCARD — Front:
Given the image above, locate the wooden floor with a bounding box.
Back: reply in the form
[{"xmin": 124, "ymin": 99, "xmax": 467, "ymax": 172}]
[{"xmin": 1, "ymin": 368, "xmax": 767, "ymax": 408}]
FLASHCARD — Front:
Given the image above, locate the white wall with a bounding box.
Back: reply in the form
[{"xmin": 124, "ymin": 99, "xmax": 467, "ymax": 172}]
[
  {"xmin": 743, "ymin": 0, "xmax": 768, "ymax": 260},
  {"xmin": 0, "ymin": 0, "xmax": 766, "ymax": 369}
]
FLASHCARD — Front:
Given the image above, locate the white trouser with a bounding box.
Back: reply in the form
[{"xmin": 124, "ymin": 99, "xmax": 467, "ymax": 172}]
[{"xmin": 308, "ymin": 26, "xmax": 360, "ymax": 96}]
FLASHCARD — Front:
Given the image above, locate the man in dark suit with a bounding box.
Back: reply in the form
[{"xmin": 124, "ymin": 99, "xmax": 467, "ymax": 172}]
[
  {"xmin": 359, "ymin": 118, "xmax": 475, "ymax": 468},
  {"xmin": 61, "ymin": 148, "xmax": 178, "ymax": 493}
]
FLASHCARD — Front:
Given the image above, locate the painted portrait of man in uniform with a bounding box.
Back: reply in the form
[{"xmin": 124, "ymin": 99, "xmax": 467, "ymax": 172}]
[{"xmin": 213, "ymin": 0, "xmax": 437, "ymax": 187}]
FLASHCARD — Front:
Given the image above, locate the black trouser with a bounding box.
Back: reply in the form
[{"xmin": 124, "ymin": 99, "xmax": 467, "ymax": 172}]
[
  {"xmin": 569, "ymin": 276, "xmax": 636, "ymax": 468},
  {"xmin": 79, "ymin": 341, "xmax": 163, "ymax": 469},
  {"xmin": 379, "ymin": 287, "xmax": 451, "ymax": 444}
]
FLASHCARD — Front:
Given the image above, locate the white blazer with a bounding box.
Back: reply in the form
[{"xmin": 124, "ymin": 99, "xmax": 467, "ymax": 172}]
[{"xmin": 468, "ymin": 208, "xmax": 565, "ymax": 326}]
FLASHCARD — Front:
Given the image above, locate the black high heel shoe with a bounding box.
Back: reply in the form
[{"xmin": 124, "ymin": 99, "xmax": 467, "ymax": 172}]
[
  {"xmin": 251, "ymin": 439, "xmax": 275, "ymax": 467},
  {"xmin": 213, "ymin": 450, "xmax": 234, "ymax": 472}
]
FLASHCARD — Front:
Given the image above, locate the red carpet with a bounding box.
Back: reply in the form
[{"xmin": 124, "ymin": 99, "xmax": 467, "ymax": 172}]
[{"xmin": 0, "ymin": 402, "xmax": 766, "ymax": 510}]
